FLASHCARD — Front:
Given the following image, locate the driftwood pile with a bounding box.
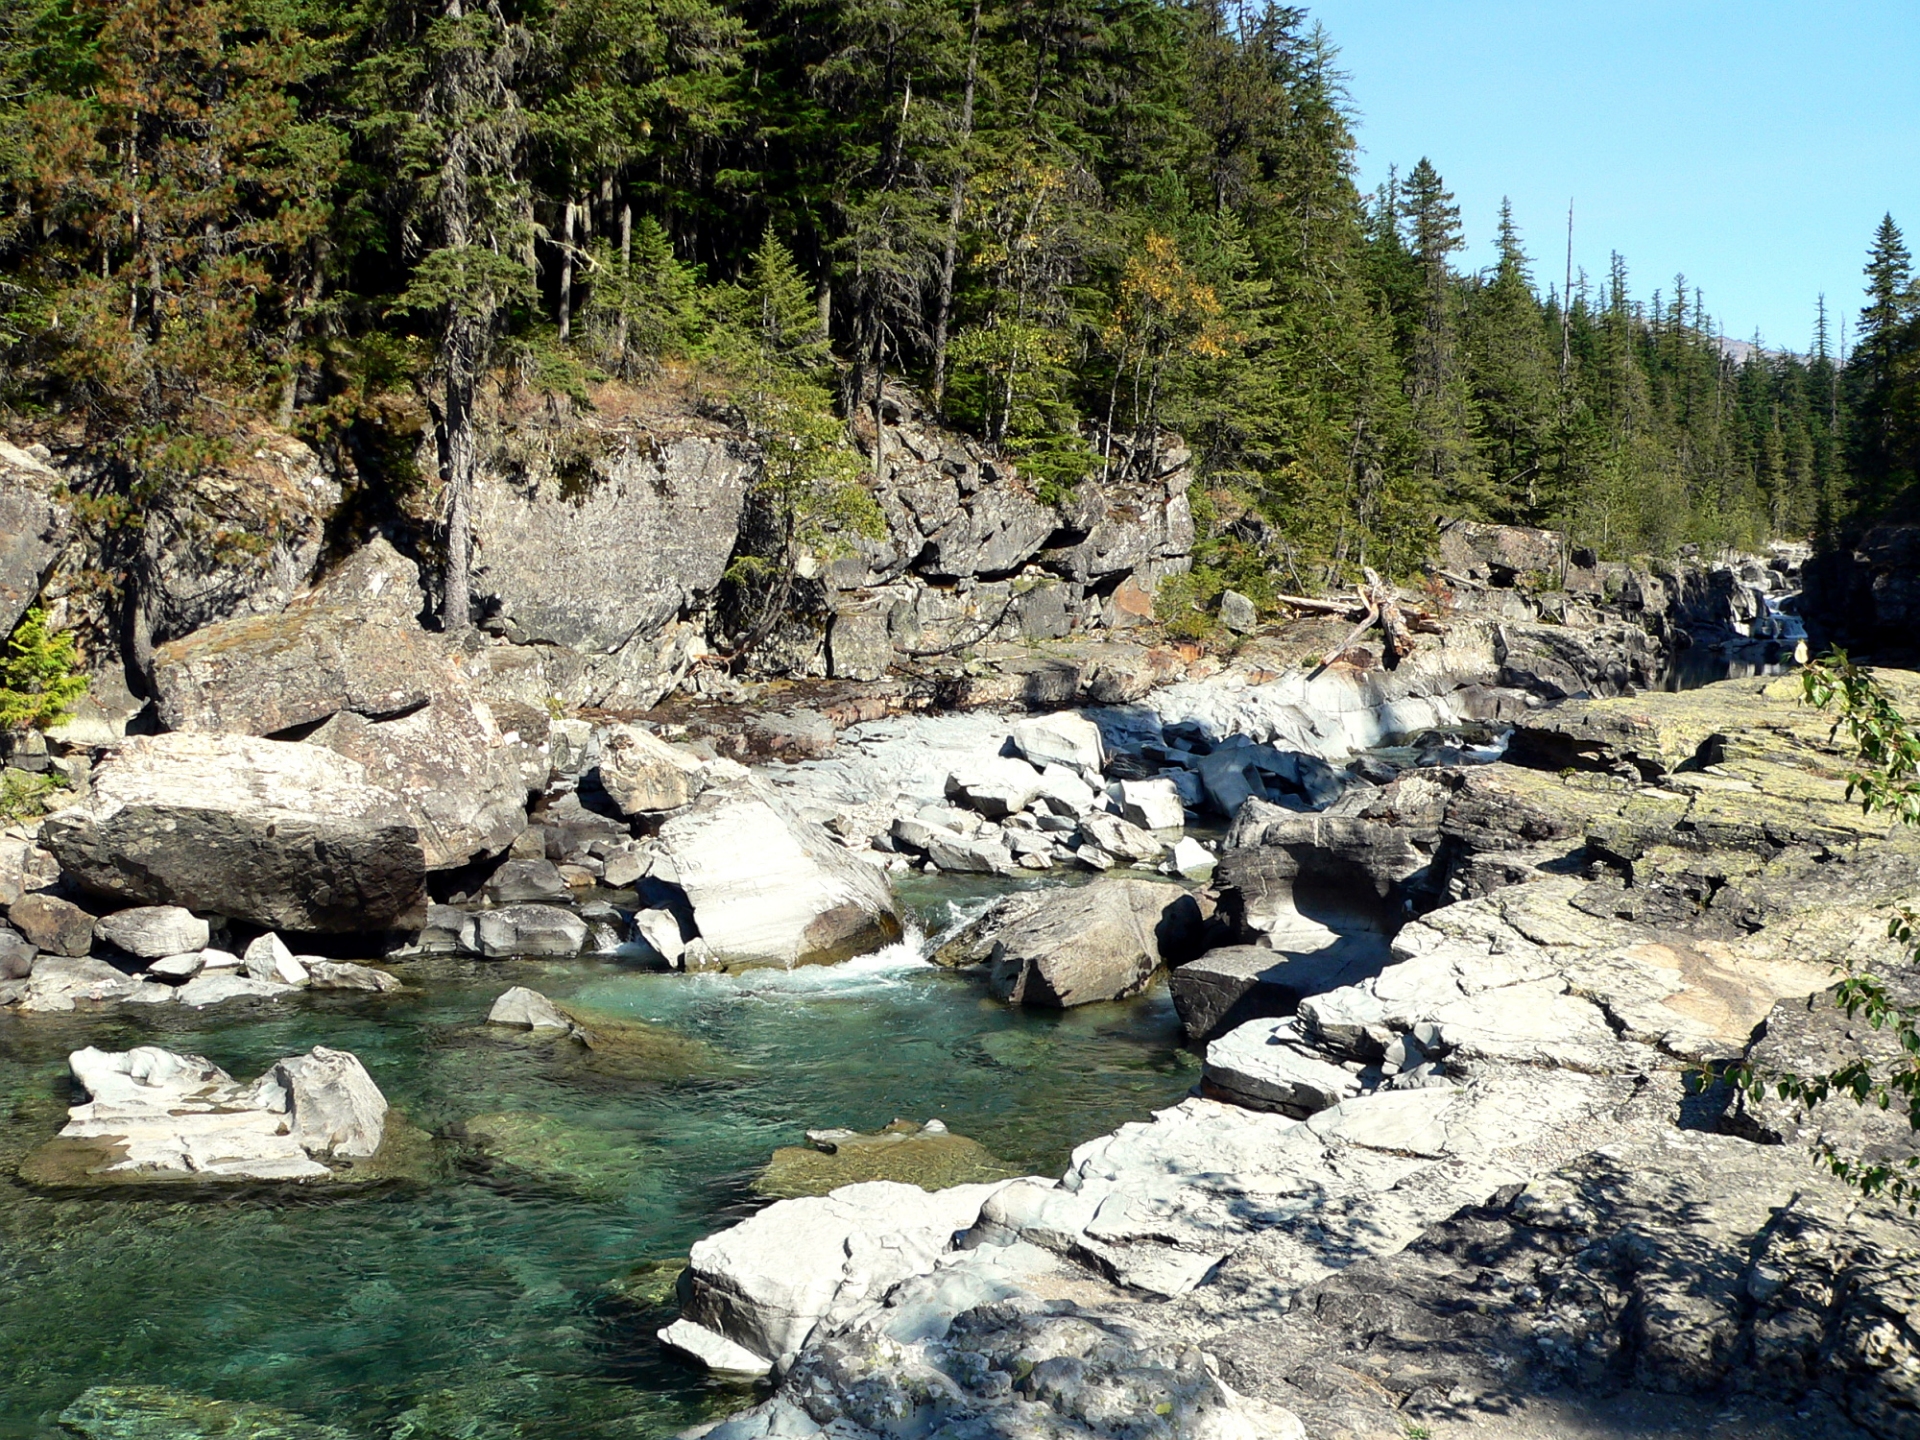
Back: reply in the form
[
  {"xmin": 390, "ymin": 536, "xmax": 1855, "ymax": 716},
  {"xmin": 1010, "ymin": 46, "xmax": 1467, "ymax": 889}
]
[{"xmin": 1276, "ymin": 567, "xmax": 1447, "ymax": 672}]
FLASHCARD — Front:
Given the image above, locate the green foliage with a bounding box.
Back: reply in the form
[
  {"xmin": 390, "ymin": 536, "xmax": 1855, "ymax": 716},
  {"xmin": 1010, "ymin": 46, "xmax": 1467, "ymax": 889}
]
[
  {"xmin": 0, "ymin": 766, "xmax": 65, "ymax": 823},
  {"xmin": 1725, "ymin": 651, "xmax": 1920, "ymax": 1208},
  {"xmin": 0, "ymin": 0, "xmax": 1894, "ymax": 585},
  {"xmin": 0, "ymin": 608, "xmax": 86, "ymax": 732}
]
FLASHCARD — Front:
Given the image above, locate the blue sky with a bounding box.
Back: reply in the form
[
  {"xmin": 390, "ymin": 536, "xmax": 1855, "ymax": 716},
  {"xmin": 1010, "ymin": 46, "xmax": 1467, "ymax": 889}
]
[{"xmin": 1306, "ymin": 1, "xmax": 1920, "ymax": 355}]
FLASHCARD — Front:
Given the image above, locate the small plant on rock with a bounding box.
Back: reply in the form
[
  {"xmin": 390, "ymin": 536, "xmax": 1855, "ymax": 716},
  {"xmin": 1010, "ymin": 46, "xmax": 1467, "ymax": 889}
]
[{"xmin": 0, "ymin": 609, "xmax": 87, "ymax": 732}]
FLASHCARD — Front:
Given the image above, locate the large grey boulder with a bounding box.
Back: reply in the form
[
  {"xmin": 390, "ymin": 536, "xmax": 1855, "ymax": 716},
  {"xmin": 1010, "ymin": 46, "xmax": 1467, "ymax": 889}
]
[
  {"xmin": 94, "ymin": 906, "xmax": 209, "ymax": 960},
  {"xmin": 658, "ymin": 778, "xmax": 902, "ymax": 969},
  {"xmin": 150, "ymin": 538, "xmax": 443, "ymax": 735},
  {"xmin": 20, "ymin": 1044, "xmax": 387, "ymax": 1184},
  {"xmin": 660, "ymin": 1178, "xmax": 1024, "ymax": 1375},
  {"xmin": 597, "ymin": 724, "xmax": 707, "ymax": 816},
  {"xmin": 943, "ymin": 757, "xmax": 1043, "ymax": 819},
  {"xmin": 305, "ymin": 692, "xmax": 532, "ymax": 871},
  {"xmin": 42, "ymin": 733, "xmax": 428, "ymax": 933},
  {"xmin": 936, "ymin": 876, "xmax": 1202, "ymax": 1007},
  {"xmin": 1009, "ymin": 713, "xmax": 1104, "ymax": 774},
  {"xmin": 0, "ymin": 441, "xmax": 70, "ymax": 636},
  {"xmin": 469, "ymin": 431, "xmax": 752, "ymax": 655}
]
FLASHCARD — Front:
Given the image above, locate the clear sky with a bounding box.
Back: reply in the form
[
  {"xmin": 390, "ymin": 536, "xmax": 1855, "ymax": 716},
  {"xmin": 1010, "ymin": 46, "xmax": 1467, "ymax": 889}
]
[{"xmin": 1305, "ymin": 1, "xmax": 1920, "ymax": 355}]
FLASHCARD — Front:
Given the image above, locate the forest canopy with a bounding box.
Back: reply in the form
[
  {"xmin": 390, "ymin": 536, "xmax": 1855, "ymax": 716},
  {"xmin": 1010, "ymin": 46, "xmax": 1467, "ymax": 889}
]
[{"xmin": 2, "ymin": 0, "xmax": 1915, "ymax": 597}]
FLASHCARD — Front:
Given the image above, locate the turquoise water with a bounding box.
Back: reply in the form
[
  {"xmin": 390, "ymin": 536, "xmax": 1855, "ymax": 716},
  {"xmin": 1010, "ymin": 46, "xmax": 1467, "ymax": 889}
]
[{"xmin": 0, "ymin": 888, "xmax": 1195, "ymax": 1438}]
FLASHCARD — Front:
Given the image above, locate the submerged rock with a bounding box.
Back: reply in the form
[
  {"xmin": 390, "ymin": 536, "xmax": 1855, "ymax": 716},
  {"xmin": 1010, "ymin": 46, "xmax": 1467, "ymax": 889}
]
[
  {"xmin": 20, "ymin": 1044, "xmax": 389, "ymax": 1185},
  {"xmin": 43, "ymin": 732, "xmax": 427, "ymax": 933},
  {"xmin": 755, "ymin": 1119, "xmax": 1019, "ymax": 1199},
  {"xmin": 58, "ymin": 1385, "xmax": 353, "ymax": 1440},
  {"xmin": 457, "ymin": 1109, "xmax": 654, "ymax": 1201}
]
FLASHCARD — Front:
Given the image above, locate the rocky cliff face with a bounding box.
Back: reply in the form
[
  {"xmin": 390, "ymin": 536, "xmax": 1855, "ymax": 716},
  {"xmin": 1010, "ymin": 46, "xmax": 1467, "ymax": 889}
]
[{"xmin": 1804, "ymin": 520, "xmax": 1920, "ymax": 660}]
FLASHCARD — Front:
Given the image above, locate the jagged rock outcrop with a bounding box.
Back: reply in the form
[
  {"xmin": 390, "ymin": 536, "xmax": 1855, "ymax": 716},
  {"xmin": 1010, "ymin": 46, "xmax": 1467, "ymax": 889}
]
[
  {"xmin": 1805, "ymin": 520, "xmax": 1920, "ymax": 659},
  {"xmin": 1210, "ymin": 1130, "xmax": 1920, "ymax": 1439},
  {"xmin": 42, "ymin": 732, "xmax": 428, "ymax": 932},
  {"xmin": 0, "ymin": 441, "xmax": 70, "ymax": 637},
  {"xmin": 470, "ymin": 423, "xmax": 756, "ymax": 706}
]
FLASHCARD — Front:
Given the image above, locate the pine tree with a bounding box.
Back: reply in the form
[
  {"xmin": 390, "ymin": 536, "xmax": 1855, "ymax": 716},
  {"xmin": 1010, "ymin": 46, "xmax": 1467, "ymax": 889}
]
[
  {"xmin": 357, "ymin": 0, "xmax": 534, "ymax": 632},
  {"xmin": 1463, "ymin": 200, "xmax": 1554, "ymax": 521},
  {"xmin": 1397, "ymin": 157, "xmax": 1480, "ymax": 511}
]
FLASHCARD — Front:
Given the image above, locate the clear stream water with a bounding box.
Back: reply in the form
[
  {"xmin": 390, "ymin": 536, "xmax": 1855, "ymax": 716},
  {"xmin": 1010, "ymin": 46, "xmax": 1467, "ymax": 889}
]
[{"xmin": 0, "ymin": 881, "xmax": 1197, "ymax": 1439}]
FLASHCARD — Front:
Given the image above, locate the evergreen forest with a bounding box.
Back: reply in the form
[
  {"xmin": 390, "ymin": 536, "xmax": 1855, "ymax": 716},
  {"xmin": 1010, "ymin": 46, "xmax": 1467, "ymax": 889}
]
[{"xmin": 3, "ymin": 0, "xmax": 1919, "ymax": 599}]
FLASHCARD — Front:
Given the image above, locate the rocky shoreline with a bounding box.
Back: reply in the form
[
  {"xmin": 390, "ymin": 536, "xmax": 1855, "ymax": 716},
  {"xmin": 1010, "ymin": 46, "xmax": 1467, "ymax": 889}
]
[{"xmin": 663, "ymin": 675, "xmax": 1920, "ymax": 1440}]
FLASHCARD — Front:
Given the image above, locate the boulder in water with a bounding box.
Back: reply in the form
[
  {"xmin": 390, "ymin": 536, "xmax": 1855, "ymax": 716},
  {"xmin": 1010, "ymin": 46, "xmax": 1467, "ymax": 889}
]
[
  {"xmin": 660, "ymin": 1177, "xmax": 1026, "ymax": 1374},
  {"xmin": 937, "ymin": 876, "xmax": 1205, "ymax": 1007},
  {"xmin": 657, "ymin": 777, "xmax": 901, "ymax": 969},
  {"xmin": 488, "ymin": 985, "xmax": 573, "ymax": 1030},
  {"xmin": 20, "ymin": 1043, "xmax": 388, "ymax": 1184},
  {"xmin": 459, "ymin": 904, "xmax": 588, "ymax": 959}
]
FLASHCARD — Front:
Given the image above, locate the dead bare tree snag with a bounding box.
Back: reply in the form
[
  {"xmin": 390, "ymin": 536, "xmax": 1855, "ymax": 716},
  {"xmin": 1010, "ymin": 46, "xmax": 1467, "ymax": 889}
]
[{"xmin": 1285, "ymin": 570, "xmax": 1443, "ymax": 676}]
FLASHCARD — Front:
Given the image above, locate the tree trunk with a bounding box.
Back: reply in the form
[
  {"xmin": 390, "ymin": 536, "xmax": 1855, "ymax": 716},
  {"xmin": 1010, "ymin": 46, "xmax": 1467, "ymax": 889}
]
[
  {"xmin": 558, "ymin": 197, "xmax": 575, "ymax": 340},
  {"xmin": 616, "ymin": 198, "xmax": 632, "ymax": 365},
  {"xmin": 928, "ymin": 0, "xmax": 981, "ymax": 411},
  {"xmin": 440, "ymin": 314, "xmax": 481, "ymax": 635}
]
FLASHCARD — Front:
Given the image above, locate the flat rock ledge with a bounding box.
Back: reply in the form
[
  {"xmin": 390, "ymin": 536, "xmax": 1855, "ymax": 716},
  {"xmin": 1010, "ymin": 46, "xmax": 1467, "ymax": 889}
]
[{"xmin": 19, "ymin": 1044, "xmax": 392, "ymax": 1186}]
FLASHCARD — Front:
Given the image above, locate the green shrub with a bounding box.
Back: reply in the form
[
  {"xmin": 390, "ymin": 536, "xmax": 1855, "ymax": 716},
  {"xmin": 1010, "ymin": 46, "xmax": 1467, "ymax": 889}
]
[
  {"xmin": 0, "ymin": 609, "xmax": 87, "ymax": 731},
  {"xmin": 0, "ymin": 768, "xmax": 66, "ymax": 823}
]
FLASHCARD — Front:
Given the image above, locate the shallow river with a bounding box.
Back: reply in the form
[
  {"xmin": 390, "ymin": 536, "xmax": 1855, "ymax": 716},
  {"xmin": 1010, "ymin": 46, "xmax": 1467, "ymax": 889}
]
[{"xmin": 0, "ymin": 881, "xmax": 1196, "ymax": 1438}]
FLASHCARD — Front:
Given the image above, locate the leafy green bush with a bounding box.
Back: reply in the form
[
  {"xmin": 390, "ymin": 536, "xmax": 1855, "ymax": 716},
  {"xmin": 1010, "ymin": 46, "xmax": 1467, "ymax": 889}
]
[{"xmin": 0, "ymin": 609, "xmax": 87, "ymax": 731}]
